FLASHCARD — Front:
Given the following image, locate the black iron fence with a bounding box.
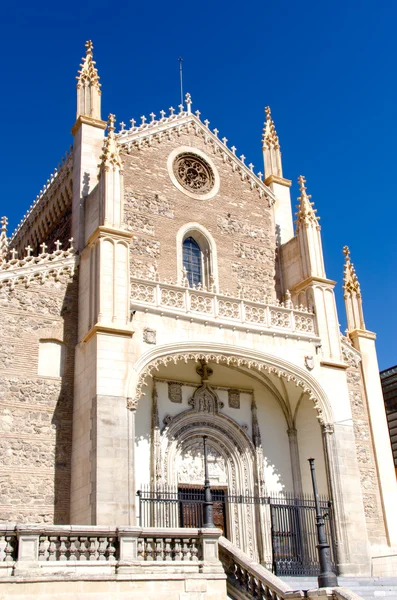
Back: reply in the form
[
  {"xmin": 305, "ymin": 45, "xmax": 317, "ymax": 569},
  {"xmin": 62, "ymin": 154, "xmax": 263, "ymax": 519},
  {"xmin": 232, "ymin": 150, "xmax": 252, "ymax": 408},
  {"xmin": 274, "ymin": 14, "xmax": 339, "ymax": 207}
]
[{"xmin": 136, "ymin": 486, "xmax": 337, "ymax": 577}]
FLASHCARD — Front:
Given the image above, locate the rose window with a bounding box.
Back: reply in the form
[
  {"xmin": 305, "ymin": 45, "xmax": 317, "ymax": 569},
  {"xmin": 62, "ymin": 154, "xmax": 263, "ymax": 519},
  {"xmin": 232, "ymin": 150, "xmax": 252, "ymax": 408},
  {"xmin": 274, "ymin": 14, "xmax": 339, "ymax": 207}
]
[{"xmin": 173, "ymin": 153, "xmax": 215, "ymax": 194}]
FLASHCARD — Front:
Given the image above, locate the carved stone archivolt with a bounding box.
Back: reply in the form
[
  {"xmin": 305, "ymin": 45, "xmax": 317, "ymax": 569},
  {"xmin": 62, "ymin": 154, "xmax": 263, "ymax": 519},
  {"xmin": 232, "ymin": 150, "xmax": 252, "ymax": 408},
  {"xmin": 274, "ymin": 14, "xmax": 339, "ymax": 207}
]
[{"xmin": 129, "ymin": 346, "xmax": 334, "ymax": 425}]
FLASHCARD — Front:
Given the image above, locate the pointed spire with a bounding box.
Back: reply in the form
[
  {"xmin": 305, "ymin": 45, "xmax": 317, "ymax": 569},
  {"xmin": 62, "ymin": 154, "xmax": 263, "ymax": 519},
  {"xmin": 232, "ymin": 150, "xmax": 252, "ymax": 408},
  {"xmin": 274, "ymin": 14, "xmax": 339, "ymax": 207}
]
[
  {"xmin": 0, "ymin": 216, "xmax": 8, "ymax": 263},
  {"xmin": 76, "ymin": 40, "xmax": 102, "ymax": 120},
  {"xmin": 99, "ymin": 114, "xmax": 123, "ymax": 170},
  {"xmin": 262, "ymin": 106, "xmax": 283, "ymax": 179},
  {"xmin": 295, "ymin": 176, "xmax": 320, "ymax": 230},
  {"xmin": 343, "ymin": 246, "xmax": 365, "ymax": 331},
  {"xmin": 343, "ymin": 246, "xmax": 361, "ymax": 296},
  {"xmin": 262, "ymin": 106, "xmax": 280, "ymax": 150}
]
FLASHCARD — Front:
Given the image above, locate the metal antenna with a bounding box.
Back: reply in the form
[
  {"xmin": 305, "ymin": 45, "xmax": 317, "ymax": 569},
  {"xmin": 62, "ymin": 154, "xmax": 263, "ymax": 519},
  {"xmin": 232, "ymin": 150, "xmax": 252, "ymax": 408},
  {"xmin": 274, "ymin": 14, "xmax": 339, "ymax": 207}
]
[{"xmin": 178, "ymin": 57, "xmax": 184, "ymax": 106}]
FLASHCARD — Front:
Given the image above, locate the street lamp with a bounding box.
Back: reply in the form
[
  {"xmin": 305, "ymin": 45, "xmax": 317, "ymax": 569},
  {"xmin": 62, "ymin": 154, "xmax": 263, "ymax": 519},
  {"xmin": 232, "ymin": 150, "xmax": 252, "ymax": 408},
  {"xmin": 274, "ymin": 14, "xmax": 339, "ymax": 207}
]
[
  {"xmin": 202, "ymin": 436, "xmax": 214, "ymax": 527},
  {"xmin": 308, "ymin": 458, "xmax": 338, "ymax": 588}
]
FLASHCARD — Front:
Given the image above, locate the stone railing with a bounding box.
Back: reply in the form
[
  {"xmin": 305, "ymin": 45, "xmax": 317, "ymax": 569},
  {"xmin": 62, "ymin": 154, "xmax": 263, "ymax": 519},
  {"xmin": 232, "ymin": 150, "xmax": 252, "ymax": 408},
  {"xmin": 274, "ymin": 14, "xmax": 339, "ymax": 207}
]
[
  {"xmin": 0, "ymin": 525, "xmax": 223, "ymax": 576},
  {"xmin": 218, "ymin": 536, "xmax": 297, "ymax": 600},
  {"xmin": 131, "ymin": 277, "xmax": 317, "ymax": 338}
]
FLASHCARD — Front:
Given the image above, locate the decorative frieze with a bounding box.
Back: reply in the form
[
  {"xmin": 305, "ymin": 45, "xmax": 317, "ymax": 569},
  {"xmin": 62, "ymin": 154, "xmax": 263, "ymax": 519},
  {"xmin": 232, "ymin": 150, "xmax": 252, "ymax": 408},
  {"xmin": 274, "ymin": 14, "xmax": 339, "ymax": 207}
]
[{"xmin": 130, "ymin": 275, "xmax": 317, "ymax": 337}]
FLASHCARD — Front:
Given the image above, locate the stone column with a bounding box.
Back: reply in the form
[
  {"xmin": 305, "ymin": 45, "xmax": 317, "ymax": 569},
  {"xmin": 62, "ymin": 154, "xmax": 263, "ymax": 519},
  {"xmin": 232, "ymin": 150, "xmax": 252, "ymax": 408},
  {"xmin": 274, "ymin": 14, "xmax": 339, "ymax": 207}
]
[{"xmin": 287, "ymin": 427, "xmax": 303, "ymax": 496}]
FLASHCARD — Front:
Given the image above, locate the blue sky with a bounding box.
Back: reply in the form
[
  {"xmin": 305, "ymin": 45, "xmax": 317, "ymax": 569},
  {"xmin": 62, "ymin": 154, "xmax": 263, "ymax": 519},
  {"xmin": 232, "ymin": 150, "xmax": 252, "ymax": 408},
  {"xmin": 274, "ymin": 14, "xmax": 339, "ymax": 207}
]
[{"xmin": 1, "ymin": 0, "xmax": 396, "ymax": 369}]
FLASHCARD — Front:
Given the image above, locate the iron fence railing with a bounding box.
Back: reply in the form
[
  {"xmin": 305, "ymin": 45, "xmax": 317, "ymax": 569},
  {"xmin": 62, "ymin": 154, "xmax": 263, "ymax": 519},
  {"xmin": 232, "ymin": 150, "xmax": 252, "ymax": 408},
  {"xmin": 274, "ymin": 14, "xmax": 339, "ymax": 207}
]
[{"xmin": 136, "ymin": 486, "xmax": 337, "ymax": 577}]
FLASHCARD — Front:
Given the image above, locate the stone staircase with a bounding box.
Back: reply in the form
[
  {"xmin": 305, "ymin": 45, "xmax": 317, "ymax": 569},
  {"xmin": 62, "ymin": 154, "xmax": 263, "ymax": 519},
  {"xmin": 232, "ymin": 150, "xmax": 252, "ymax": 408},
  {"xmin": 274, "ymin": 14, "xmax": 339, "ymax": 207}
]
[{"xmin": 283, "ymin": 577, "xmax": 397, "ymax": 600}]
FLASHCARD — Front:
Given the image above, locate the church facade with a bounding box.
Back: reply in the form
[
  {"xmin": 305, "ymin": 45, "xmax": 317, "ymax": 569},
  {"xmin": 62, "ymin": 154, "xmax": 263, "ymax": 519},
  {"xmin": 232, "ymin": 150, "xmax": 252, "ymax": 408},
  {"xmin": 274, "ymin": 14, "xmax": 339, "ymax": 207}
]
[{"xmin": 0, "ymin": 40, "xmax": 396, "ymax": 578}]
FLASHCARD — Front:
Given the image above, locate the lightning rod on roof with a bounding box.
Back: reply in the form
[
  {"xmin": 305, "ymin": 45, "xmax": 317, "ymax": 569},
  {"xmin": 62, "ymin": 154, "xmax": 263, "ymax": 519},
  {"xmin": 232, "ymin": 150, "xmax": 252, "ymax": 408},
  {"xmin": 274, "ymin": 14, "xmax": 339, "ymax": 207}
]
[{"xmin": 178, "ymin": 57, "xmax": 184, "ymax": 106}]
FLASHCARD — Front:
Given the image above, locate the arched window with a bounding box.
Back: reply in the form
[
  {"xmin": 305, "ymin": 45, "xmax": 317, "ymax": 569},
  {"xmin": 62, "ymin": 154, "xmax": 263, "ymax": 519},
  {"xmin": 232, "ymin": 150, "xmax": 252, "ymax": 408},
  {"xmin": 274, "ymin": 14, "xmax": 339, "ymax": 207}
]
[{"xmin": 183, "ymin": 237, "xmax": 202, "ymax": 287}]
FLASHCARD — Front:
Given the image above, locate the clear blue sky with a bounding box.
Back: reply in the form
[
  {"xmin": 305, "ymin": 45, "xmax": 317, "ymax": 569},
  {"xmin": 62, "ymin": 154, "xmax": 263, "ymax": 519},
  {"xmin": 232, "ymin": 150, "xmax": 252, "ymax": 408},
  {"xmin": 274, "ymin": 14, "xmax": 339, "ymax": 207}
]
[{"xmin": 1, "ymin": 0, "xmax": 396, "ymax": 369}]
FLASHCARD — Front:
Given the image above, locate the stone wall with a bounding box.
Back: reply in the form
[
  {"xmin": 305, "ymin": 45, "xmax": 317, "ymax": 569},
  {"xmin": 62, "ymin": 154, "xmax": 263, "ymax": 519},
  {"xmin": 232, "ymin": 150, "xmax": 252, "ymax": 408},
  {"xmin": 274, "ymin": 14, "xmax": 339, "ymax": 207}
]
[
  {"xmin": 346, "ymin": 363, "xmax": 387, "ymax": 544},
  {"xmin": 123, "ymin": 133, "xmax": 276, "ymax": 297},
  {"xmin": 0, "ymin": 272, "xmax": 78, "ymax": 524}
]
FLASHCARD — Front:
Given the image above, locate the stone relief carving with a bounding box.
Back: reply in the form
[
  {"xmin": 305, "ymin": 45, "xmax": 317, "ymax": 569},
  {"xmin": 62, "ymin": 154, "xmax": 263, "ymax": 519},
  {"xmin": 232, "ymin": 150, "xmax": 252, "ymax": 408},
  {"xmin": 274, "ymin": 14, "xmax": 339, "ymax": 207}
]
[
  {"xmin": 228, "ymin": 389, "xmax": 240, "ymax": 409},
  {"xmin": 177, "ymin": 440, "xmax": 227, "ymax": 485},
  {"xmin": 168, "ymin": 381, "xmax": 182, "ymax": 403},
  {"xmin": 304, "ymin": 355, "xmax": 314, "ymax": 371},
  {"xmin": 143, "ymin": 327, "xmax": 156, "ymax": 344}
]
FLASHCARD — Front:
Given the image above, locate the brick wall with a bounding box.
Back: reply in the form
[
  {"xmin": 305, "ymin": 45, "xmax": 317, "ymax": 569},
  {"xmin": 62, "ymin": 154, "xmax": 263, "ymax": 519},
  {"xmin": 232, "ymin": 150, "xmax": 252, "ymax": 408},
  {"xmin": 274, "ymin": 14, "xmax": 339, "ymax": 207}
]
[
  {"xmin": 123, "ymin": 133, "xmax": 277, "ymax": 297},
  {"xmin": 0, "ymin": 273, "xmax": 78, "ymax": 524}
]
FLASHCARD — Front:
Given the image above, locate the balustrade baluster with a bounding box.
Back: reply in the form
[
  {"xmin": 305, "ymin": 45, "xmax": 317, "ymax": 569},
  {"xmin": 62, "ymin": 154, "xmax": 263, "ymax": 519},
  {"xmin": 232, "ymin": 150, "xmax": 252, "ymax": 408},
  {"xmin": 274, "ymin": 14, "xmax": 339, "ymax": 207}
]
[
  {"xmin": 190, "ymin": 537, "xmax": 198, "ymax": 562},
  {"xmin": 69, "ymin": 537, "xmax": 78, "ymax": 560},
  {"xmin": 59, "ymin": 536, "xmax": 69, "ymax": 560},
  {"xmin": 79, "ymin": 537, "xmax": 88, "ymax": 560},
  {"xmin": 107, "ymin": 537, "xmax": 117, "ymax": 562},
  {"xmin": 173, "ymin": 538, "xmax": 182, "ymax": 560},
  {"xmin": 48, "ymin": 536, "xmax": 59, "ymax": 560},
  {"xmin": 98, "ymin": 537, "xmax": 107, "ymax": 560},
  {"xmin": 137, "ymin": 537, "xmax": 145, "ymax": 561},
  {"xmin": 5, "ymin": 536, "xmax": 16, "ymax": 562},
  {"xmin": 155, "ymin": 537, "xmax": 163, "ymax": 560},
  {"xmin": 164, "ymin": 538, "xmax": 172, "ymax": 561},
  {"xmin": 145, "ymin": 538, "xmax": 154, "ymax": 561},
  {"xmin": 88, "ymin": 537, "xmax": 98, "ymax": 560},
  {"xmin": 181, "ymin": 539, "xmax": 190, "ymax": 561}
]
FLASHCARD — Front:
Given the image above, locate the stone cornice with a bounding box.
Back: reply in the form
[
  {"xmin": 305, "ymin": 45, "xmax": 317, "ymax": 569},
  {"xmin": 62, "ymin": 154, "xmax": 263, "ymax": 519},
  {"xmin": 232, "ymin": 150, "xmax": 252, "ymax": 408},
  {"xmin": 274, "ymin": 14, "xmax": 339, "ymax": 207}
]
[
  {"xmin": 293, "ymin": 276, "xmax": 336, "ymax": 293},
  {"xmin": 320, "ymin": 360, "xmax": 349, "ymax": 370},
  {"xmin": 349, "ymin": 328, "xmax": 376, "ymax": 341},
  {"xmin": 71, "ymin": 115, "xmax": 107, "ymax": 136},
  {"xmin": 87, "ymin": 225, "xmax": 133, "ymax": 246},
  {"xmin": 82, "ymin": 323, "xmax": 134, "ymax": 343},
  {"xmin": 264, "ymin": 175, "xmax": 292, "ymax": 188}
]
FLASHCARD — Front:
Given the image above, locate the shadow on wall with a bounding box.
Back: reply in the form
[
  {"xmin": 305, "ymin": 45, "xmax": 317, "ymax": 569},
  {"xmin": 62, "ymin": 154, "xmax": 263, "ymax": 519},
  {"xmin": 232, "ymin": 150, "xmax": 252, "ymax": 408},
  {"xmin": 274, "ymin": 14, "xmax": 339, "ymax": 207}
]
[{"xmin": 52, "ymin": 278, "xmax": 78, "ymax": 524}]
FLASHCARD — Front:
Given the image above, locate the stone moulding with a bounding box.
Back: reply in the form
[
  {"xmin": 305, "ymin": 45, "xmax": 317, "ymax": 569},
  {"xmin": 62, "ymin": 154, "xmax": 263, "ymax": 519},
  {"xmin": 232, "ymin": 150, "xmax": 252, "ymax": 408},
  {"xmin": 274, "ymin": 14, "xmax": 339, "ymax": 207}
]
[
  {"xmin": 0, "ymin": 248, "xmax": 78, "ymax": 290},
  {"xmin": 125, "ymin": 342, "xmax": 335, "ymax": 426}
]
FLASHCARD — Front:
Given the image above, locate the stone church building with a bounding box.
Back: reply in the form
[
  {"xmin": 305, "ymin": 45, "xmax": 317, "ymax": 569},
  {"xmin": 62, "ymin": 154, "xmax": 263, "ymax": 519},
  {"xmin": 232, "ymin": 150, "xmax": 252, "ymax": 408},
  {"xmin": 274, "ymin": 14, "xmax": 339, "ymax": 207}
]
[{"xmin": 0, "ymin": 41, "xmax": 396, "ymax": 591}]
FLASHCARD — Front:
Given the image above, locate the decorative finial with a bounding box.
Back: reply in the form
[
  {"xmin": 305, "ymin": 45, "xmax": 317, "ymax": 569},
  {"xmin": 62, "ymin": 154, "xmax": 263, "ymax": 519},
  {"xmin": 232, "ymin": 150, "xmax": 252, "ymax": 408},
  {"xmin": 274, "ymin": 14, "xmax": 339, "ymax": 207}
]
[
  {"xmin": 295, "ymin": 175, "xmax": 320, "ymax": 230},
  {"xmin": 76, "ymin": 40, "xmax": 102, "ymax": 120},
  {"xmin": 343, "ymin": 245, "xmax": 366, "ymax": 331},
  {"xmin": 343, "ymin": 246, "xmax": 361, "ymax": 296},
  {"xmin": 185, "ymin": 92, "xmax": 192, "ymax": 114},
  {"xmin": 98, "ymin": 114, "xmax": 123, "ymax": 171},
  {"xmin": 0, "ymin": 216, "xmax": 8, "ymax": 262},
  {"xmin": 262, "ymin": 106, "xmax": 279, "ymax": 149}
]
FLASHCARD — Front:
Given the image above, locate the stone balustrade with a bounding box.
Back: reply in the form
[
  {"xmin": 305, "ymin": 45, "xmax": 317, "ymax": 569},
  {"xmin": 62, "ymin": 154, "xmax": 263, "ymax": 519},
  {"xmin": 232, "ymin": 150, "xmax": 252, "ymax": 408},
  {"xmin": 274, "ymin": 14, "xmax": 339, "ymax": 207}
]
[
  {"xmin": 131, "ymin": 277, "xmax": 317, "ymax": 338},
  {"xmin": 0, "ymin": 525, "xmax": 222, "ymax": 576}
]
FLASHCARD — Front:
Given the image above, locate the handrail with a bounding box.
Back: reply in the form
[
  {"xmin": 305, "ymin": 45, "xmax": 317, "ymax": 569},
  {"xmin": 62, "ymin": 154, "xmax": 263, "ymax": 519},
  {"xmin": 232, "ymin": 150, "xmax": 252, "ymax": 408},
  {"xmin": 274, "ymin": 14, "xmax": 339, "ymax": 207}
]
[{"xmin": 218, "ymin": 535, "xmax": 299, "ymax": 600}]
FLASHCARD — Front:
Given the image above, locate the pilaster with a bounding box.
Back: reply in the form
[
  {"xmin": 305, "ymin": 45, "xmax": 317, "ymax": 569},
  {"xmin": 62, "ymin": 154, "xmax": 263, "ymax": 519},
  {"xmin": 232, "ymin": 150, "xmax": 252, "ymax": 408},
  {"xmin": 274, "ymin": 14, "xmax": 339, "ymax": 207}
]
[{"xmin": 350, "ymin": 329, "xmax": 397, "ymax": 547}]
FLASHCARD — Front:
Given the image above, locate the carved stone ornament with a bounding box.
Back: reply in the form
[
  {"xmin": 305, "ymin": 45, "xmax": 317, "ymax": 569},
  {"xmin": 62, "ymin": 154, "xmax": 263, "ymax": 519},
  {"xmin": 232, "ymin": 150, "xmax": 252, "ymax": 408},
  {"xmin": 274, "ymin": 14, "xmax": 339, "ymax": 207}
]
[
  {"xmin": 228, "ymin": 389, "xmax": 240, "ymax": 409},
  {"xmin": 188, "ymin": 383, "xmax": 224, "ymax": 414},
  {"xmin": 168, "ymin": 381, "xmax": 182, "ymax": 403},
  {"xmin": 177, "ymin": 439, "xmax": 227, "ymax": 485},
  {"xmin": 143, "ymin": 327, "xmax": 156, "ymax": 344},
  {"xmin": 127, "ymin": 397, "xmax": 138, "ymax": 411},
  {"xmin": 173, "ymin": 153, "xmax": 215, "ymax": 194},
  {"xmin": 304, "ymin": 355, "xmax": 314, "ymax": 371},
  {"xmin": 163, "ymin": 414, "xmax": 173, "ymax": 427}
]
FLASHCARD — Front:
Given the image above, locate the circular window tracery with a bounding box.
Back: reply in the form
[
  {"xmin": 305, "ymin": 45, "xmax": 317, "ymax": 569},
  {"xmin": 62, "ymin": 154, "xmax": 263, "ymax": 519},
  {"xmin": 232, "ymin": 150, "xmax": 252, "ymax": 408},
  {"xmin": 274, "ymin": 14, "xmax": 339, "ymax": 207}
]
[{"xmin": 173, "ymin": 153, "xmax": 215, "ymax": 194}]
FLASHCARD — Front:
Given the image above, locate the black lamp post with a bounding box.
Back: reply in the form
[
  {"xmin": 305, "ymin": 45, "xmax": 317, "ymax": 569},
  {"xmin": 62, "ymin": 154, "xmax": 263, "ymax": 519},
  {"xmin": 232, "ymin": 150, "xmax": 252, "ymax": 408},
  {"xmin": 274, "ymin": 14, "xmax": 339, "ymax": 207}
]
[
  {"xmin": 202, "ymin": 436, "xmax": 214, "ymax": 528},
  {"xmin": 308, "ymin": 458, "xmax": 338, "ymax": 588}
]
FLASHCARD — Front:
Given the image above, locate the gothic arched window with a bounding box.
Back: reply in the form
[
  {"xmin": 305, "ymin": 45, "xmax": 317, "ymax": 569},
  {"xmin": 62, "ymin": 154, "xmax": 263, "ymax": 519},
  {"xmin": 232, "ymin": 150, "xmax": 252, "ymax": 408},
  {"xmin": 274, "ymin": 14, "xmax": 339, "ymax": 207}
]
[{"xmin": 183, "ymin": 237, "xmax": 202, "ymax": 287}]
